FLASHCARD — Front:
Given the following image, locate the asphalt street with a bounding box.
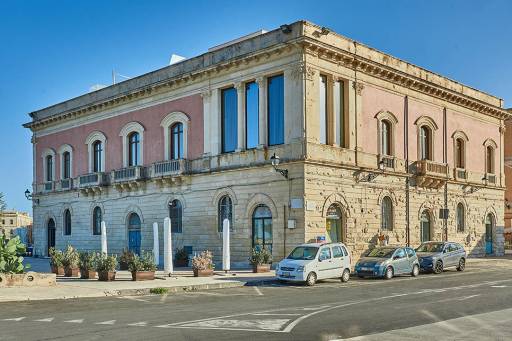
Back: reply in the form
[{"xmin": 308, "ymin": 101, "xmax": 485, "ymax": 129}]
[{"xmin": 1, "ymin": 262, "xmax": 511, "ymax": 341}]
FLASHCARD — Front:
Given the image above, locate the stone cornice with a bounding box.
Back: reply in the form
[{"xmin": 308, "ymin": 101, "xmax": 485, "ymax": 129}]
[{"xmin": 300, "ymin": 38, "xmax": 510, "ymax": 121}]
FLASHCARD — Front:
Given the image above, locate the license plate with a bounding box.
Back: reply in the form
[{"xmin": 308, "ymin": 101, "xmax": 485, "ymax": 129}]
[
  {"xmin": 282, "ymin": 272, "xmax": 291, "ymax": 277},
  {"xmin": 361, "ymin": 267, "xmax": 371, "ymax": 271}
]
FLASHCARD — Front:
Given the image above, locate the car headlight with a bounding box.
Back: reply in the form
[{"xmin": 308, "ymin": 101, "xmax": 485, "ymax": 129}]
[
  {"xmin": 297, "ymin": 265, "xmax": 305, "ymax": 272},
  {"xmin": 276, "ymin": 264, "xmax": 280, "ymax": 271}
]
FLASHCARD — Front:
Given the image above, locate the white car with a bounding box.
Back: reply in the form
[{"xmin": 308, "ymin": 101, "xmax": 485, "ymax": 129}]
[{"xmin": 276, "ymin": 242, "xmax": 352, "ymax": 286}]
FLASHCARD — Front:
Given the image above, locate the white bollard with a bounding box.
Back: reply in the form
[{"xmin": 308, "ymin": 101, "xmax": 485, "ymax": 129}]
[
  {"xmin": 100, "ymin": 221, "xmax": 107, "ymax": 255},
  {"xmin": 163, "ymin": 217, "xmax": 173, "ymax": 274},
  {"xmin": 222, "ymin": 218, "xmax": 230, "ymax": 272},
  {"xmin": 153, "ymin": 222, "xmax": 160, "ymax": 267}
]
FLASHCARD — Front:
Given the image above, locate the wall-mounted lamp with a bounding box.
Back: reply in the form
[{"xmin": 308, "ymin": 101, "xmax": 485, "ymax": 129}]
[
  {"xmin": 358, "ymin": 160, "xmax": 385, "ymax": 182},
  {"xmin": 506, "ymin": 198, "xmax": 511, "ymax": 210},
  {"xmin": 270, "ymin": 153, "xmax": 288, "ymax": 179},
  {"xmin": 24, "ymin": 189, "xmax": 39, "ymax": 205}
]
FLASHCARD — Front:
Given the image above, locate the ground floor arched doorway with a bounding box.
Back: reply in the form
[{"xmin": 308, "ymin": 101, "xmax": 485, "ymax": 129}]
[
  {"xmin": 47, "ymin": 218, "xmax": 56, "ymax": 255},
  {"xmin": 128, "ymin": 213, "xmax": 141, "ymax": 255},
  {"xmin": 326, "ymin": 204, "xmax": 344, "ymax": 243},
  {"xmin": 420, "ymin": 210, "xmax": 431, "ymax": 243},
  {"xmin": 252, "ymin": 205, "xmax": 273, "ymax": 253},
  {"xmin": 485, "ymin": 213, "xmax": 495, "ymax": 255}
]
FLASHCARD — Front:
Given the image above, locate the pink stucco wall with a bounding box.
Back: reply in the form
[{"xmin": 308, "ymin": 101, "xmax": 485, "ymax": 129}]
[
  {"xmin": 361, "ymin": 85, "xmax": 500, "ymax": 171},
  {"xmin": 35, "ymin": 94, "xmax": 203, "ymax": 183}
]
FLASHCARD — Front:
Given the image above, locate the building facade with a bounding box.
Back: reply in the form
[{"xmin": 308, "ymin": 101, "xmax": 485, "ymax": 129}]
[
  {"xmin": 0, "ymin": 211, "xmax": 32, "ymax": 238},
  {"xmin": 25, "ymin": 21, "xmax": 509, "ymax": 266}
]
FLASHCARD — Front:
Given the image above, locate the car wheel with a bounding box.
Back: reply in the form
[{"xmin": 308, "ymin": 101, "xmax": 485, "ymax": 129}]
[
  {"xmin": 306, "ymin": 272, "xmax": 317, "ymax": 286},
  {"xmin": 384, "ymin": 266, "xmax": 394, "ymax": 280},
  {"xmin": 457, "ymin": 258, "xmax": 466, "ymax": 272},
  {"xmin": 433, "ymin": 261, "xmax": 443, "ymax": 274},
  {"xmin": 341, "ymin": 269, "xmax": 350, "ymax": 283},
  {"xmin": 411, "ymin": 264, "xmax": 420, "ymax": 277}
]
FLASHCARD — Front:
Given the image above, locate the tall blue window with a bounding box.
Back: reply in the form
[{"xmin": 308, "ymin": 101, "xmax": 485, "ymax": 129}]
[
  {"xmin": 267, "ymin": 75, "xmax": 284, "ymax": 146},
  {"xmin": 128, "ymin": 132, "xmax": 140, "ymax": 166},
  {"xmin": 221, "ymin": 87, "xmax": 238, "ymax": 153},
  {"xmin": 171, "ymin": 122, "xmax": 183, "ymax": 160},
  {"xmin": 245, "ymin": 82, "xmax": 259, "ymax": 149}
]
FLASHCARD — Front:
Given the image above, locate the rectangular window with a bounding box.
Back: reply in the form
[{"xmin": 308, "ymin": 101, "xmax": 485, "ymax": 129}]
[
  {"xmin": 221, "ymin": 87, "xmax": 238, "ymax": 153},
  {"xmin": 245, "ymin": 81, "xmax": 259, "ymax": 149},
  {"xmin": 63, "ymin": 153, "xmax": 71, "ymax": 179},
  {"xmin": 334, "ymin": 80, "xmax": 345, "ymax": 147},
  {"xmin": 267, "ymin": 74, "xmax": 284, "ymax": 146},
  {"xmin": 319, "ymin": 75, "xmax": 327, "ymax": 144}
]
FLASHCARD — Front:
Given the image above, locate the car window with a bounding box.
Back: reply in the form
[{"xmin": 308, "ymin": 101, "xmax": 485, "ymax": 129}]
[
  {"xmin": 406, "ymin": 248, "xmax": 415, "ymax": 258},
  {"xmin": 394, "ymin": 248, "xmax": 406, "ymax": 259},
  {"xmin": 341, "ymin": 246, "xmax": 348, "ymax": 256},
  {"xmin": 447, "ymin": 244, "xmax": 456, "ymax": 252},
  {"xmin": 319, "ymin": 248, "xmax": 331, "ymax": 261},
  {"xmin": 332, "ymin": 246, "xmax": 343, "ymax": 258}
]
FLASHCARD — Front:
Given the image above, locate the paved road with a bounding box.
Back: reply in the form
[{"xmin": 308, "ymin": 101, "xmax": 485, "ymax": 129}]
[{"xmin": 1, "ymin": 262, "xmax": 511, "ymax": 340}]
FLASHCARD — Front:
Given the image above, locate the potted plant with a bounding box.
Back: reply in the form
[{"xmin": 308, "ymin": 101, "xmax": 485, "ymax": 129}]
[
  {"xmin": 0, "ymin": 235, "xmax": 31, "ymax": 274},
  {"xmin": 174, "ymin": 247, "xmax": 189, "ymax": 267},
  {"xmin": 49, "ymin": 247, "xmax": 64, "ymax": 276},
  {"xmin": 119, "ymin": 248, "xmax": 134, "ymax": 270},
  {"xmin": 95, "ymin": 254, "xmax": 117, "ymax": 281},
  {"xmin": 192, "ymin": 250, "xmax": 214, "ymax": 277},
  {"xmin": 79, "ymin": 252, "xmax": 97, "ymax": 279},
  {"xmin": 128, "ymin": 251, "xmax": 157, "ymax": 281},
  {"xmin": 249, "ymin": 247, "xmax": 272, "ymax": 273},
  {"xmin": 62, "ymin": 245, "xmax": 80, "ymax": 277}
]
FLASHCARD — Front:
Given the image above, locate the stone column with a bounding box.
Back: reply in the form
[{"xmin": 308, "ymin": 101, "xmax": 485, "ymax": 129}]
[
  {"xmin": 201, "ymin": 89, "xmax": 212, "ymax": 156},
  {"xmin": 235, "ymin": 82, "xmax": 245, "ymax": 151},
  {"xmin": 284, "ymin": 66, "xmax": 304, "ymax": 144},
  {"xmin": 256, "ymin": 77, "xmax": 267, "ymax": 147},
  {"xmin": 210, "ymin": 89, "xmax": 221, "ymax": 156}
]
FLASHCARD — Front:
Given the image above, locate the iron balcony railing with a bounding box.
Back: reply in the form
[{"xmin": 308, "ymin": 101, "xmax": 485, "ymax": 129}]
[
  {"xmin": 44, "ymin": 181, "xmax": 54, "ymax": 192},
  {"xmin": 416, "ymin": 160, "xmax": 449, "ymax": 178},
  {"xmin": 60, "ymin": 178, "xmax": 73, "ymax": 190},
  {"xmin": 149, "ymin": 159, "xmax": 189, "ymax": 178},
  {"xmin": 380, "ymin": 155, "xmax": 395, "ymax": 169}
]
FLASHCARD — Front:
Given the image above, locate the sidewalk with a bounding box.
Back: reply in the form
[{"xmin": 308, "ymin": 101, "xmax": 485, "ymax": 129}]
[{"xmin": 0, "ymin": 258, "xmax": 275, "ymax": 303}]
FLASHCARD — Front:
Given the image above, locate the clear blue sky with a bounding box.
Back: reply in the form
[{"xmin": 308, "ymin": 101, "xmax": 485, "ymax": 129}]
[{"xmin": 0, "ymin": 0, "xmax": 510, "ymax": 213}]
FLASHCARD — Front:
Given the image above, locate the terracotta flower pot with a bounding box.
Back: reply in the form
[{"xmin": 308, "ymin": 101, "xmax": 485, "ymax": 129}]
[
  {"xmin": 174, "ymin": 259, "xmax": 188, "ymax": 267},
  {"xmin": 131, "ymin": 271, "xmax": 155, "ymax": 281},
  {"xmin": 253, "ymin": 264, "xmax": 271, "ymax": 273},
  {"xmin": 56, "ymin": 266, "xmax": 65, "ymax": 276},
  {"xmin": 50, "ymin": 265, "xmax": 57, "ymax": 274},
  {"xmin": 193, "ymin": 268, "xmax": 214, "ymax": 277},
  {"xmin": 80, "ymin": 270, "xmax": 97, "ymax": 279},
  {"xmin": 64, "ymin": 267, "xmax": 80, "ymax": 277},
  {"xmin": 98, "ymin": 271, "xmax": 116, "ymax": 281}
]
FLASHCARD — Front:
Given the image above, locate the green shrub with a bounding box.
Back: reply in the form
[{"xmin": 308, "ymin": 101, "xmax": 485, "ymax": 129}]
[
  {"xmin": 174, "ymin": 247, "xmax": 189, "ymax": 261},
  {"xmin": 0, "ymin": 235, "xmax": 30, "ymax": 274},
  {"xmin": 79, "ymin": 252, "xmax": 97, "ymax": 271},
  {"xmin": 95, "ymin": 254, "xmax": 117, "ymax": 273},
  {"xmin": 249, "ymin": 247, "xmax": 272, "ymax": 265},
  {"xmin": 128, "ymin": 251, "xmax": 157, "ymax": 272},
  {"xmin": 62, "ymin": 245, "xmax": 80, "ymax": 268},
  {"xmin": 192, "ymin": 250, "xmax": 214, "ymax": 270},
  {"xmin": 149, "ymin": 287, "xmax": 169, "ymax": 295},
  {"xmin": 119, "ymin": 248, "xmax": 135, "ymax": 269},
  {"xmin": 49, "ymin": 247, "xmax": 64, "ymax": 267}
]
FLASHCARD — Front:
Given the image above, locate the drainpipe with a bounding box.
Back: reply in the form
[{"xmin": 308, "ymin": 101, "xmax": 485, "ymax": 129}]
[
  {"xmin": 405, "ymin": 96, "xmax": 410, "ymax": 247},
  {"xmin": 443, "ymin": 107, "xmax": 448, "ymax": 242}
]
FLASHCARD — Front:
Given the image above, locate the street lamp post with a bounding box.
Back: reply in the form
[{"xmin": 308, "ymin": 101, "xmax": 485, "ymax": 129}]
[{"xmin": 270, "ymin": 153, "xmax": 288, "ymax": 179}]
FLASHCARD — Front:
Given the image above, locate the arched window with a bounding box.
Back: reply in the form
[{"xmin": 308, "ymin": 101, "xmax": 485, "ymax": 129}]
[
  {"xmin": 218, "ymin": 195, "xmax": 233, "ymax": 232},
  {"xmin": 381, "ymin": 120, "xmax": 392, "ymax": 156},
  {"xmin": 64, "ymin": 209, "xmax": 72, "ymax": 236},
  {"xmin": 170, "ymin": 123, "xmax": 184, "ymax": 160},
  {"xmin": 455, "ymin": 138, "xmax": 465, "ymax": 169},
  {"xmin": 326, "ymin": 204, "xmax": 344, "ymax": 242},
  {"xmin": 47, "ymin": 218, "xmax": 55, "ymax": 255},
  {"xmin": 62, "ymin": 151, "xmax": 71, "ymax": 179},
  {"xmin": 92, "ymin": 207, "xmax": 102, "ymax": 235},
  {"xmin": 93, "ymin": 141, "xmax": 103, "ymax": 172},
  {"xmin": 169, "ymin": 200, "xmax": 183, "ymax": 233},
  {"xmin": 252, "ymin": 205, "xmax": 272, "ymax": 252},
  {"xmin": 46, "ymin": 155, "xmax": 53, "ymax": 182},
  {"xmin": 420, "ymin": 210, "xmax": 431, "ymax": 243},
  {"xmin": 456, "ymin": 203, "xmax": 465, "ymax": 232},
  {"xmin": 486, "ymin": 146, "xmax": 495, "ymax": 174},
  {"xmin": 128, "ymin": 132, "xmax": 140, "ymax": 166},
  {"xmin": 381, "ymin": 196, "xmax": 393, "ymax": 231},
  {"xmin": 419, "ymin": 126, "xmax": 432, "ymax": 160}
]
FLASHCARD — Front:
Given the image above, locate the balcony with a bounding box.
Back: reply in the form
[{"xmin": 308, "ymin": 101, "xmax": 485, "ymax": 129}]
[
  {"xmin": 415, "ymin": 160, "xmax": 449, "ymax": 189},
  {"xmin": 111, "ymin": 166, "xmax": 146, "ymax": 190},
  {"xmin": 453, "ymin": 168, "xmax": 467, "ymax": 182},
  {"xmin": 60, "ymin": 178, "xmax": 73, "ymax": 190},
  {"xmin": 148, "ymin": 159, "xmax": 189, "ymax": 186},
  {"xmin": 485, "ymin": 173, "xmax": 497, "ymax": 186},
  {"xmin": 78, "ymin": 172, "xmax": 109, "ymax": 195},
  {"xmin": 44, "ymin": 181, "xmax": 54, "ymax": 192}
]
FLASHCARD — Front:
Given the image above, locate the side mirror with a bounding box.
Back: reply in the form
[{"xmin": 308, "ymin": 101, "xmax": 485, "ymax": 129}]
[
  {"xmin": 318, "ymin": 257, "xmax": 323, "ymax": 262},
  {"xmin": 393, "ymin": 256, "xmax": 399, "ymax": 260}
]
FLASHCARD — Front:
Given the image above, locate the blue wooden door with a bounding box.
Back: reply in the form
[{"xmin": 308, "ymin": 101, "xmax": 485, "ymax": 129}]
[
  {"xmin": 485, "ymin": 224, "xmax": 493, "ymax": 255},
  {"xmin": 128, "ymin": 230, "xmax": 141, "ymax": 255}
]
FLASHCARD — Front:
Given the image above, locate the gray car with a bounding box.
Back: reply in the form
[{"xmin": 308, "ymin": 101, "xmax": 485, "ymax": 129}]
[
  {"xmin": 355, "ymin": 246, "xmax": 420, "ymax": 279},
  {"xmin": 416, "ymin": 241, "xmax": 466, "ymax": 274}
]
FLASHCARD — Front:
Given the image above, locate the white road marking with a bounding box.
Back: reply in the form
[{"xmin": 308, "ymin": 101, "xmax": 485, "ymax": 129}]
[
  {"xmin": 254, "ymin": 287, "xmax": 264, "ymax": 296},
  {"xmin": 34, "ymin": 317, "xmax": 54, "ymax": 322},
  {"xmin": 127, "ymin": 321, "xmax": 148, "ymax": 327},
  {"xmin": 434, "ymin": 294, "xmax": 481, "ymax": 303},
  {"xmin": 95, "ymin": 320, "xmax": 116, "ymax": 325},
  {"xmin": 491, "ymin": 285, "xmax": 507, "ymax": 288},
  {"xmin": 2, "ymin": 317, "xmax": 25, "ymax": 322},
  {"xmin": 251, "ymin": 313, "xmax": 301, "ymax": 316},
  {"xmin": 118, "ymin": 296, "xmax": 150, "ymax": 302},
  {"xmin": 180, "ymin": 318, "xmax": 290, "ymax": 331},
  {"xmin": 64, "ymin": 319, "xmax": 84, "ymax": 323}
]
